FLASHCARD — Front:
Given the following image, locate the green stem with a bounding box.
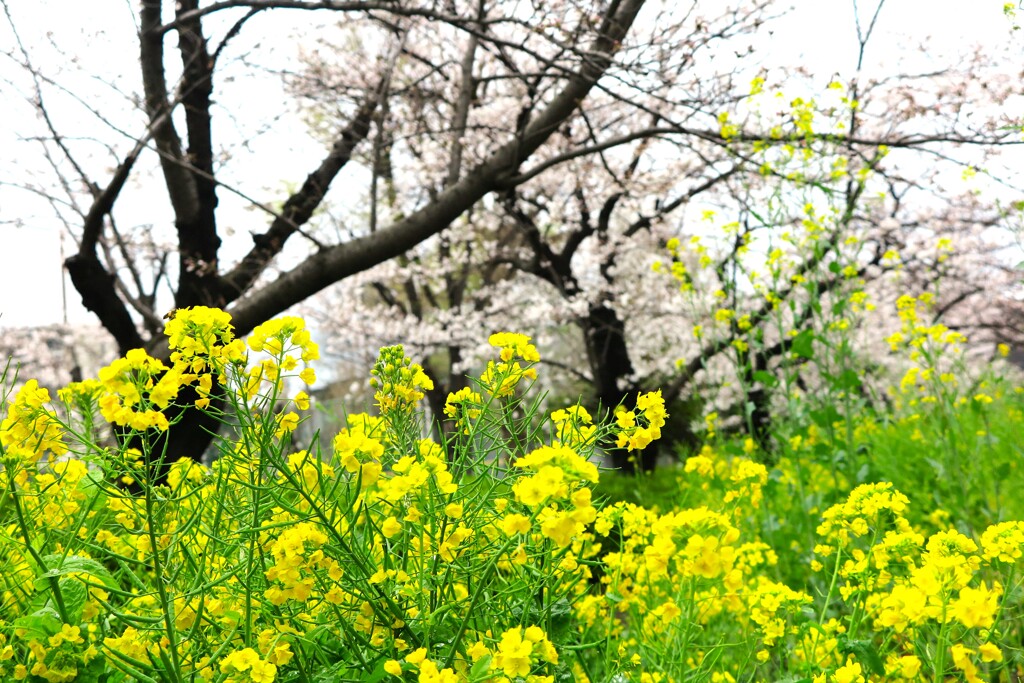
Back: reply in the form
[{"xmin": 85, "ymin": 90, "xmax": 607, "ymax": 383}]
[{"xmin": 8, "ymin": 473, "xmax": 70, "ymax": 623}]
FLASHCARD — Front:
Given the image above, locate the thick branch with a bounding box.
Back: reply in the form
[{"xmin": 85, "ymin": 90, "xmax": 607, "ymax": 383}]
[
  {"xmin": 221, "ymin": 80, "xmax": 386, "ymax": 301},
  {"xmin": 65, "ymin": 254, "xmax": 145, "ymax": 354},
  {"xmin": 227, "ymin": 0, "xmax": 648, "ymax": 334}
]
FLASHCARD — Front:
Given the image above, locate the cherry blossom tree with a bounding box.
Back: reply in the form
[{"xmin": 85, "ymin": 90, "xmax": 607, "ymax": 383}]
[
  {"xmin": 1, "ymin": 0, "xmax": 664, "ymax": 462},
  {"xmin": 305, "ymin": 0, "xmax": 1024, "ymax": 468}
]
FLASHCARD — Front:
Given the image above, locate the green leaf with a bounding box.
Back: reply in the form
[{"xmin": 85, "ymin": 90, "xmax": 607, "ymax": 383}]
[
  {"xmin": 752, "ymin": 371, "xmax": 779, "ymax": 388},
  {"xmin": 313, "ymin": 660, "xmax": 349, "ymax": 683},
  {"xmin": 790, "ymin": 330, "xmax": 815, "ymax": 359},
  {"xmin": 14, "ymin": 609, "xmax": 62, "ymax": 640},
  {"xmin": 58, "ymin": 578, "xmax": 89, "ymax": 623},
  {"xmin": 364, "ymin": 659, "xmax": 388, "ymax": 683},
  {"xmin": 809, "ymin": 406, "xmax": 840, "ymax": 429},
  {"xmin": 831, "ymin": 369, "xmax": 862, "ymax": 392},
  {"xmin": 37, "ymin": 554, "xmax": 119, "ymax": 591},
  {"xmin": 840, "ymin": 638, "xmax": 885, "ymax": 677},
  {"xmin": 548, "ymin": 599, "xmax": 573, "ymax": 641},
  {"xmin": 469, "ymin": 655, "xmax": 493, "ymax": 680}
]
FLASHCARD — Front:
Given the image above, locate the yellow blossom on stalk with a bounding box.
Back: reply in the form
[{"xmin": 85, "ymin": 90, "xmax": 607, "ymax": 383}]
[
  {"xmin": 950, "ymin": 582, "xmax": 1001, "ymax": 629},
  {"xmin": 416, "ymin": 660, "xmax": 458, "ymax": 683},
  {"xmin": 980, "ymin": 521, "xmax": 1024, "ymax": 565},
  {"xmin": 513, "ymin": 466, "xmax": 568, "ymax": 507},
  {"xmin": 371, "ymin": 345, "xmax": 433, "ymax": 414},
  {"xmin": 96, "ymin": 349, "xmax": 177, "ymax": 431},
  {"xmin": 444, "ymin": 386, "xmax": 482, "ymax": 433},
  {"xmin": 438, "ymin": 524, "xmax": 473, "ymax": 562},
  {"xmin": 264, "ymin": 522, "xmax": 329, "ymax": 605},
  {"xmin": 481, "ymin": 332, "xmax": 540, "ymax": 397},
  {"xmin": 516, "ymin": 444, "xmax": 599, "ymax": 484},
  {"xmin": 816, "ymin": 482, "xmax": 910, "ymax": 549},
  {"xmin": 883, "ymin": 654, "xmax": 922, "ymax": 679},
  {"xmin": 550, "ymin": 404, "xmax": 597, "ymax": 447},
  {"xmin": 493, "ymin": 627, "xmax": 557, "ymax": 678},
  {"xmin": 332, "ymin": 413, "xmax": 385, "ymax": 473},
  {"xmin": 978, "ymin": 643, "xmax": 1002, "ymax": 663},
  {"xmin": 685, "ymin": 452, "xmax": 715, "ymax": 478},
  {"xmin": 381, "ymin": 517, "xmax": 403, "ymax": 538},
  {"xmin": 0, "ymin": 379, "xmax": 67, "ymax": 463},
  {"xmin": 57, "ymin": 378, "xmax": 103, "ymax": 408},
  {"xmin": 615, "ymin": 391, "xmax": 667, "ymax": 452},
  {"xmin": 918, "ymin": 529, "xmax": 980, "ymax": 591},
  {"xmin": 950, "ymin": 644, "xmax": 983, "ymax": 683},
  {"xmin": 832, "ymin": 659, "xmax": 864, "ymax": 683},
  {"xmin": 221, "ymin": 647, "xmax": 277, "ymax": 682},
  {"xmin": 165, "ymin": 306, "xmax": 241, "ymax": 371},
  {"xmin": 723, "ymin": 458, "xmax": 768, "ymax": 508},
  {"xmin": 489, "ymin": 332, "xmax": 540, "ymax": 363},
  {"xmin": 500, "ymin": 513, "xmax": 532, "ymax": 536},
  {"xmin": 275, "ymin": 411, "xmax": 300, "ymax": 438},
  {"xmin": 292, "ymin": 391, "xmax": 310, "ymax": 410},
  {"xmin": 166, "ymin": 458, "xmax": 209, "ymax": 492},
  {"xmin": 874, "ymin": 584, "xmax": 930, "ymax": 632},
  {"xmin": 248, "ymin": 316, "xmax": 319, "ymax": 360},
  {"xmin": 104, "ymin": 627, "xmax": 149, "ymax": 663},
  {"xmin": 745, "ymin": 578, "xmax": 812, "ymax": 646},
  {"xmin": 540, "ymin": 509, "xmax": 581, "ymax": 547}
]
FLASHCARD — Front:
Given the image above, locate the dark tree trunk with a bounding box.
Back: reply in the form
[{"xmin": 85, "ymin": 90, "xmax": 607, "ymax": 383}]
[
  {"xmin": 123, "ymin": 380, "xmax": 227, "ymax": 488},
  {"xmin": 580, "ymin": 302, "xmax": 659, "ymax": 472}
]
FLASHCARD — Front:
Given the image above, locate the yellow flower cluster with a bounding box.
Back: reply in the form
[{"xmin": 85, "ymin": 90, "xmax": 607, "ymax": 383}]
[
  {"xmin": 244, "ymin": 314, "xmax": 320, "ymax": 401},
  {"xmin": 885, "ymin": 294, "xmax": 967, "ymax": 356},
  {"xmin": 168, "ymin": 307, "xmax": 246, "ymax": 408},
  {"xmin": 371, "ymin": 345, "xmax": 433, "ymax": 414},
  {"xmin": 511, "ymin": 445, "xmax": 599, "ymax": 547},
  {"xmin": 615, "ymin": 390, "xmax": 668, "ymax": 451},
  {"xmin": 0, "ymin": 380, "xmax": 66, "ymax": 463},
  {"xmin": 481, "ymin": 332, "xmax": 539, "ymax": 397},
  {"xmin": 4, "ymin": 308, "xmax": 1024, "ymax": 683},
  {"xmin": 97, "ymin": 349, "xmax": 180, "ymax": 430},
  {"xmin": 332, "ymin": 413, "xmax": 386, "ymax": 477},
  {"xmin": 443, "ymin": 386, "xmax": 482, "ymax": 433},
  {"xmin": 220, "ymin": 647, "xmax": 278, "ymax": 683},
  {"xmin": 550, "ymin": 405, "xmax": 596, "ymax": 448}
]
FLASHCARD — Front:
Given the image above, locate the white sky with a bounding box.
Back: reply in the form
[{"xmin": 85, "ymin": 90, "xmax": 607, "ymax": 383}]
[{"xmin": 0, "ymin": 0, "xmax": 1019, "ymax": 329}]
